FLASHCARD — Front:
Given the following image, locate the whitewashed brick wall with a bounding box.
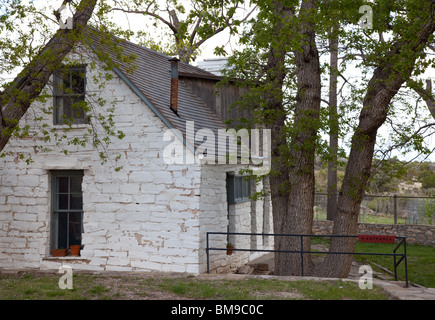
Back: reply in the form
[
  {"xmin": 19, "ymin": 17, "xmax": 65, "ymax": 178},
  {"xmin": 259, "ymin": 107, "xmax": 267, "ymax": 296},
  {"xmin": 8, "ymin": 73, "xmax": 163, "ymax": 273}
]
[
  {"xmin": 0, "ymin": 49, "xmax": 273, "ymax": 275},
  {"xmin": 198, "ymin": 165, "xmax": 274, "ymax": 274},
  {"xmin": 0, "ymin": 51, "xmax": 203, "ymax": 273}
]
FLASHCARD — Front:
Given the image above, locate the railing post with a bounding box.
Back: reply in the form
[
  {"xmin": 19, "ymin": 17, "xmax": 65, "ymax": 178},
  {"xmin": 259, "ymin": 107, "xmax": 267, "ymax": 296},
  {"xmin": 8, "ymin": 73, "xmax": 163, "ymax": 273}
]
[
  {"xmin": 404, "ymin": 238, "xmax": 408, "ymax": 287},
  {"xmin": 393, "ymin": 195, "xmax": 398, "ymax": 225},
  {"xmin": 206, "ymin": 232, "xmax": 210, "ymax": 274},
  {"xmin": 300, "ymin": 235, "xmax": 304, "ymax": 277}
]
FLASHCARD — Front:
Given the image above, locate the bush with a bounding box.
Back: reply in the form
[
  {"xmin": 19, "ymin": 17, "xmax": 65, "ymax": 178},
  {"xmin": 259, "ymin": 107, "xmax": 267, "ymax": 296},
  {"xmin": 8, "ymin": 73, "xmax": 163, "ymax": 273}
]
[{"xmin": 419, "ymin": 171, "xmax": 435, "ymax": 189}]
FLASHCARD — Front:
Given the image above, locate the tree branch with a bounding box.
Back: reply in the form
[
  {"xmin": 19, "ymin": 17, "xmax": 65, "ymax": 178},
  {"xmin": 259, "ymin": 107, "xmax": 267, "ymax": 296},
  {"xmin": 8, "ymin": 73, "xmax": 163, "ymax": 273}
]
[
  {"xmin": 108, "ymin": 7, "xmax": 178, "ymax": 34},
  {"xmin": 408, "ymin": 78, "xmax": 435, "ymax": 119},
  {"xmin": 0, "ymin": 0, "xmax": 97, "ymax": 152}
]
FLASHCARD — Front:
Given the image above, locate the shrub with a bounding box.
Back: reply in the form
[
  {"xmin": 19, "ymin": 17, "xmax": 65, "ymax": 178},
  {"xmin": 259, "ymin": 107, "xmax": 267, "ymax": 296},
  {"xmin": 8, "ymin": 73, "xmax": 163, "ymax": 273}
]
[{"xmin": 419, "ymin": 171, "xmax": 435, "ymax": 189}]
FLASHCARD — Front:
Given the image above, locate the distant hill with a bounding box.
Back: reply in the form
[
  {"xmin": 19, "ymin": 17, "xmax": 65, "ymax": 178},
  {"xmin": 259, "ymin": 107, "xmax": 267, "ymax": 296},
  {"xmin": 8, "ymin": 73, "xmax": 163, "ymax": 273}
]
[{"xmin": 315, "ymin": 159, "xmax": 435, "ymax": 197}]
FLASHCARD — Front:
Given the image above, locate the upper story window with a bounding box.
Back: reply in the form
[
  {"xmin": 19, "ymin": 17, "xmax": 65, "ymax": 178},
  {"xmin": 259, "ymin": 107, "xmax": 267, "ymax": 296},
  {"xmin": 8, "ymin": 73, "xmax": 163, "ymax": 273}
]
[{"xmin": 53, "ymin": 65, "xmax": 88, "ymax": 125}]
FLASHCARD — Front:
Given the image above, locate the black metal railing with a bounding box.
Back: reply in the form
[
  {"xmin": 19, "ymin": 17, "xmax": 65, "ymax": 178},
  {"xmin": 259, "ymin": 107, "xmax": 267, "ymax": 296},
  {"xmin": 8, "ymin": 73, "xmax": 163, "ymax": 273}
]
[{"xmin": 206, "ymin": 232, "xmax": 408, "ymax": 287}]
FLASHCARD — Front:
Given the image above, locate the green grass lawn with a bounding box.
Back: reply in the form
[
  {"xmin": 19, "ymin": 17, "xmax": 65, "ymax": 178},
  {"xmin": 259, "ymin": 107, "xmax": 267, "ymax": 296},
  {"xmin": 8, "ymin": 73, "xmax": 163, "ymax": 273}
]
[
  {"xmin": 311, "ymin": 237, "xmax": 435, "ymax": 288},
  {"xmin": 1, "ymin": 241, "xmax": 432, "ymax": 300},
  {"xmin": 0, "ymin": 272, "xmax": 391, "ymax": 300},
  {"xmin": 354, "ymin": 241, "xmax": 435, "ymax": 288},
  {"xmin": 158, "ymin": 277, "xmax": 389, "ymax": 300}
]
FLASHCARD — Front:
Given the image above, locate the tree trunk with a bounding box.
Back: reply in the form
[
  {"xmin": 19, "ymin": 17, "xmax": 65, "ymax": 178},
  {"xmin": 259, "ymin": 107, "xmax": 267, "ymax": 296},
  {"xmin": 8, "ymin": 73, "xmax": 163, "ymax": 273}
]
[
  {"xmin": 272, "ymin": 0, "xmax": 321, "ymax": 276},
  {"xmin": 0, "ymin": 0, "xmax": 97, "ymax": 153},
  {"xmin": 327, "ymin": 26, "xmax": 339, "ymax": 221},
  {"xmin": 317, "ymin": 9, "xmax": 435, "ymax": 278},
  {"xmin": 262, "ymin": 2, "xmax": 293, "ymax": 276},
  {"xmin": 257, "ymin": 1, "xmax": 297, "ymax": 276}
]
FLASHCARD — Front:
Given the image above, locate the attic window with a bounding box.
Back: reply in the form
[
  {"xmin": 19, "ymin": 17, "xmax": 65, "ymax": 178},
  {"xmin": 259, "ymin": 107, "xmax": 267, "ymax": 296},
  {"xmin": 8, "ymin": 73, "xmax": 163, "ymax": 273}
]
[{"xmin": 53, "ymin": 65, "xmax": 88, "ymax": 125}]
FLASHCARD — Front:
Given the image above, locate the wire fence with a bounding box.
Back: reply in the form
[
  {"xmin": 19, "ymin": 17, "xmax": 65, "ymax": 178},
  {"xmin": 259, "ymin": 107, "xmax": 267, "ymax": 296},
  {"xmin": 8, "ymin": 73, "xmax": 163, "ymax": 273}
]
[{"xmin": 314, "ymin": 193, "xmax": 435, "ymax": 225}]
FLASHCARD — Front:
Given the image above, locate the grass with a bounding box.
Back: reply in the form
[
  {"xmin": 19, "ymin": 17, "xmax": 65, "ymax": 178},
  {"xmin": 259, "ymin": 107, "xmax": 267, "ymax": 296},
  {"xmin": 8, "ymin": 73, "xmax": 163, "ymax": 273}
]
[
  {"xmin": 354, "ymin": 242, "xmax": 435, "ymax": 288},
  {"xmin": 0, "ymin": 272, "xmax": 392, "ymax": 300},
  {"xmin": 311, "ymin": 237, "xmax": 435, "ymax": 288},
  {"xmin": 159, "ymin": 277, "xmax": 389, "ymax": 300},
  {"xmin": 1, "ymin": 240, "xmax": 432, "ymax": 300}
]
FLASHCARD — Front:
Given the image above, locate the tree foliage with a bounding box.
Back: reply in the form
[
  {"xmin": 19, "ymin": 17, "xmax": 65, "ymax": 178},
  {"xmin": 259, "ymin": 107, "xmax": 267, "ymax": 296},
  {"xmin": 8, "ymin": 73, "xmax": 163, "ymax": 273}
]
[
  {"xmin": 220, "ymin": 0, "xmax": 435, "ymax": 277},
  {"xmin": 0, "ymin": 0, "xmax": 136, "ymax": 168},
  {"xmin": 96, "ymin": 0, "xmax": 256, "ymax": 62}
]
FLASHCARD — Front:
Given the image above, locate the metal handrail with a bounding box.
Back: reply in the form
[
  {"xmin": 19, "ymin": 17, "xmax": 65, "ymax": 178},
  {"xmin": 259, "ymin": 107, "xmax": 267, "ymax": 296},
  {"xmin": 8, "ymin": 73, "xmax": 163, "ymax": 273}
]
[
  {"xmin": 206, "ymin": 232, "xmax": 408, "ymax": 287},
  {"xmin": 394, "ymin": 238, "xmax": 408, "ymax": 285}
]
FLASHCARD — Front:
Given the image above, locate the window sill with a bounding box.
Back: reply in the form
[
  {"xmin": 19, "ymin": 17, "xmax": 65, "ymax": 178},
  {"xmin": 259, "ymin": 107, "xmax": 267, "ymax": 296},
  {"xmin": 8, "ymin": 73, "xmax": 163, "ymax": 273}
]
[
  {"xmin": 43, "ymin": 256, "xmax": 89, "ymax": 261},
  {"xmin": 53, "ymin": 124, "xmax": 90, "ymax": 130},
  {"xmin": 228, "ymin": 199, "xmax": 252, "ymax": 205}
]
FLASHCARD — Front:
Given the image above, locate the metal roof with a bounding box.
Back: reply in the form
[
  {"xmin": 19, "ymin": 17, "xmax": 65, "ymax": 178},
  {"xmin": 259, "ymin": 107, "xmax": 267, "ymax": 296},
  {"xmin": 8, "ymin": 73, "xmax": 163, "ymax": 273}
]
[{"xmin": 86, "ymin": 31, "xmax": 228, "ymax": 153}]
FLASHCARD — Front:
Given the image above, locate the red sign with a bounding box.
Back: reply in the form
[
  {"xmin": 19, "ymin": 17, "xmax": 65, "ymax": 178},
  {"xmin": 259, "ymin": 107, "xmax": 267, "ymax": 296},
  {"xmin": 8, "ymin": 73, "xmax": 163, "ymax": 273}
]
[{"xmin": 358, "ymin": 235, "xmax": 396, "ymax": 243}]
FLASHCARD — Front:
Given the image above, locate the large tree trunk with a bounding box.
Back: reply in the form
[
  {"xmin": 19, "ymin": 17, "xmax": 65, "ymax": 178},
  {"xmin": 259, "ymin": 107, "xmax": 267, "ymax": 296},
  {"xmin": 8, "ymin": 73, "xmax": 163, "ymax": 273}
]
[
  {"xmin": 317, "ymin": 6, "xmax": 435, "ymax": 278},
  {"xmin": 0, "ymin": 0, "xmax": 97, "ymax": 153},
  {"xmin": 327, "ymin": 25, "xmax": 339, "ymax": 221},
  {"xmin": 263, "ymin": 3, "xmax": 293, "ymax": 275},
  {"xmin": 271, "ymin": 0, "xmax": 321, "ymax": 276}
]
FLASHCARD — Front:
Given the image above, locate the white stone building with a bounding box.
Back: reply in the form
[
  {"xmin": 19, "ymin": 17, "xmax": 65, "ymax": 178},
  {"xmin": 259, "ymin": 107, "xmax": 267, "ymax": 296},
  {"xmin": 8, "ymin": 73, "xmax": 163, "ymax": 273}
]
[{"xmin": 0, "ymin": 31, "xmax": 273, "ymax": 274}]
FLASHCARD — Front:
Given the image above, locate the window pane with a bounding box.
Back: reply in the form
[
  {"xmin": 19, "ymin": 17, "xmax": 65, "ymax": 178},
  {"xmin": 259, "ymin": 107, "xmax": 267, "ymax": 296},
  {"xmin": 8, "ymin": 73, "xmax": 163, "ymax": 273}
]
[
  {"xmin": 69, "ymin": 212, "xmax": 82, "ymax": 246},
  {"xmin": 53, "ymin": 73, "xmax": 64, "ymax": 95},
  {"xmin": 71, "ymin": 97, "xmax": 86, "ymax": 121},
  {"xmin": 55, "ymin": 96, "xmax": 64, "ymax": 124},
  {"xmin": 62, "ymin": 72, "xmax": 71, "ymax": 93},
  {"xmin": 58, "ymin": 177, "xmax": 69, "ymax": 193},
  {"xmin": 57, "ymin": 213, "xmax": 68, "ymax": 249},
  {"xmin": 70, "ymin": 194, "xmax": 83, "ymax": 210},
  {"xmin": 71, "ymin": 69, "xmax": 85, "ymax": 94},
  {"xmin": 70, "ymin": 176, "xmax": 82, "ymax": 193},
  {"xmin": 59, "ymin": 96, "xmax": 86, "ymax": 123},
  {"xmin": 235, "ymin": 177, "xmax": 241, "ymax": 200},
  {"xmin": 58, "ymin": 194, "xmax": 69, "ymax": 210},
  {"xmin": 242, "ymin": 177, "xmax": 250, "ymax": 199},
  {"xmin": 62, "ymin": 96, "xmax": 73, "ymax": 119}
]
